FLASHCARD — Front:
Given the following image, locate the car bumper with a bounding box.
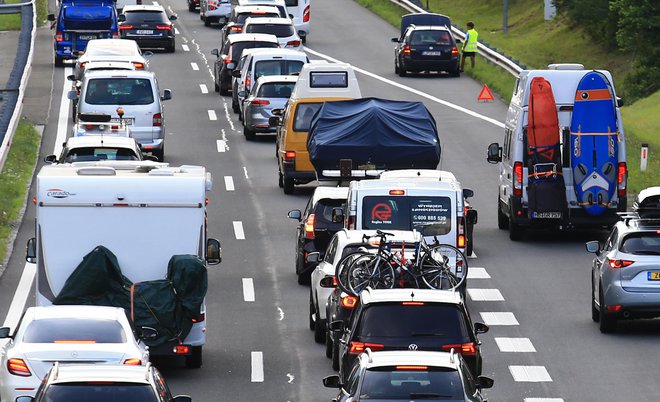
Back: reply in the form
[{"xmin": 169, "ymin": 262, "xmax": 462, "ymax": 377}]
[
  {"xmin": 0, "ymin": 373, "xmax": 40, "ymax": 401},
  {"xmin": 245, "ymin": 114, "xmax": 276, "ymax": 133},
  {"xmin": 123, "ymin": 36, "xmax": 174, "ymax": 49},
  {"xmin": 604, "ymin": 282, "xmax": 660, "ymax": 318},
  {"xmin": 295, "ymin": 21, "xmax": 310, "ymax": 37},
  {"xmin": 402, "ymin": 57, "xmax": 459, "ymax": 72},
  {"xmin": 510, "ymin": 197, "xmax": 620, "ymax": 229}
]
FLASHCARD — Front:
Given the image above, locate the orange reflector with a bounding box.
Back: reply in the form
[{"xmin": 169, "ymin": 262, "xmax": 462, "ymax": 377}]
[
  {"xmin": 173, "ymin": 345, "xmax": 190, "ymax": 354},
  {"xmin": 389, "ymin": 190, "xmax": 405, "ymax": 195},
  {"xmin": 112, "ymin": 203, "xmax": 129, "ymax": 207},
  {"xmin": 395, "ymin": 365, "xmax": 428, "ymax": 371},
  {"xmin": 32, "ymin": 197, "xmax": 37, "ymax": 204},
  {"xmin": 341, "ymin": 295, "xmax": 357, "ymax": 308},
  {"xmin": 123, "ymin": 358, "xmax": 142, "ymax": 365}
]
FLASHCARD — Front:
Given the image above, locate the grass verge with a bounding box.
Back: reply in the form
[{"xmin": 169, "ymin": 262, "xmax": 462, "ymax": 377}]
[
  {"xmin": 0, "ymin": 120, "xmax": 41, "ymax": 267},
  {"xmin": 0, "ymin": 0, "xmax": 49, "ymax": 30}
]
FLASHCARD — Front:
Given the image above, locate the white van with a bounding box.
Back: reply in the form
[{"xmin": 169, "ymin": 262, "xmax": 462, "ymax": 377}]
[
  {"xmin": 70, "ymin": 69, "xmax": 172, "ymax": 161},
  {"xmin": 486, "ymin": 64, "xmax": 627, "ymax": 240},
  {"xmin": 285, "ymin": 0, "xmax": 310, "ymax": 42}
]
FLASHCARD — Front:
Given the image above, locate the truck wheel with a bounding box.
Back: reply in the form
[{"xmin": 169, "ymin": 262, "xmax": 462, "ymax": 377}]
[
  {"xmin": 497, "ymin": 201, "xmax": 509, "ymax": 230},
  {"xmin": 185, "ymin": 346, "xmax": 202, "ymax": 368},
  {"xmin": 54, "ymin": 55, "xmax": 64, "ymax": 67},
  {"xmin": 509, "ymin": 218, "xmax": 523, "ymax": 241},
  {"xmin": 466, "ymin": 225, "xmax": 474, "ymax": 256},
  {"xmin": 283, "ymin": 176, "xmax": 294, "ymax": 194}
]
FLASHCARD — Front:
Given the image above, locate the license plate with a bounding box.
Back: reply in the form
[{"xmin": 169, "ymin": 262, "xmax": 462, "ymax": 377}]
[
  {"xmin": 531, "ymin": 212, "xmax": 562, "ymax": 219},
  {"xmin": 79, "ymin": 35, "xmax": 97, "ymax": 40},
  {"xmin": 136, "ymin": 30, "xmax": 154, "ymax": 35},
  {"xmin": 648, "ymin": 272, "xmax": 660, "ymax": 281},
  {"xmin": 422, "ymin": 51, "xmax": 443, "ymax": 56},
  {"xmin": 110, "ymin": 118, "xmax": 134, "ymax": 125}
]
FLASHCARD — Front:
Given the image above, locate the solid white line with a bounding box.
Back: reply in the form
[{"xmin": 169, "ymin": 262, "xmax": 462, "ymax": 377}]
[
  {"xmin": 182, "ymin": 44, "xmax": 190, "ymax": 52},
  {"xmin": 199, "ymin": 84, "xmax": 208, "ymax": 94},
  {"xmin": 480, "ymin": 312, "xmax": 519, "ymax": 326},
  {"xmin": 467, "ymin": 288, "xmax": 504, "ymax": 301},
  {"xmin": 2, "ymin": 263, "xmax": 36, "ymax": 328},
  {"xmin": 208, "ymin": 110, "xmax": 217, "ymax": 120},
  {"xmin": 233, "ymin": 221, "xmax": 245, "ymax": 239},
  {"xmin": 304, "ymin": 47, "xmax": 505, "ymax": 128},
  {"xmin": 242, "ymin": 278, "xmax": 255, "ymax": 302},
  {"xmin": 509, "ymin": 366, "xmax": 552, "ymax": 382},
  {"xmin": 495, "ymin": 337, "xmax": 536, "ymax": 353},
  {"xmin": 467, "ymin": 267, "xmax": 490, "ymax": 279},
  {"xmin": 224, "ymin": 176, "xmax": 235, "ymax": 191},
  {"xmin": 191, "ymin": 62, "xmax": 199, "ymax": 71},
  {"xmin": 251, "ymin": 351, "xmax": 264, "ymax": 382},
  {"xmin": 216, "ymin": 140, "xmax": 226, "ymax": 152},
  {"xmin": 54, "ymin": 67, "xmax": 73, "ymax": 157}
]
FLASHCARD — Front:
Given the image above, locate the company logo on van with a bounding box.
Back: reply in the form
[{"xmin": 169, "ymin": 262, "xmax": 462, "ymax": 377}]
[
  {"xmin": 371, "ymin": 203, "xmax": 392, "ymax": 221},
  {"xmin": 46, "ymin": 188, "xmax": 76, "ymax": 198}
]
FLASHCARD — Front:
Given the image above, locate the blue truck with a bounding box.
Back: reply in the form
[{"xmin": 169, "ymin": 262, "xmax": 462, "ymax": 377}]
[{"xmin": 48, "ymin": 0, "xmax": 119, "ymax": 67}]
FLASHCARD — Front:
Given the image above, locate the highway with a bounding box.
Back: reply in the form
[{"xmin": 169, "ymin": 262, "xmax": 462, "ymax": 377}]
[{"xmin": 1, "ymin": 0, "xmax": 659, "ymax": 400}]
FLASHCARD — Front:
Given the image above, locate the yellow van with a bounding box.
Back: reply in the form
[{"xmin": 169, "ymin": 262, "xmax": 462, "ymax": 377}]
[{"xmin": 274, "ymin": 62, "xmax": 361, "ymax": 194}]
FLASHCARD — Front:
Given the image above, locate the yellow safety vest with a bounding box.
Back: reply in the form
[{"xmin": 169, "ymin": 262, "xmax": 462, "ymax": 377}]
[{"xmin": 464, "ymin": 29, "xmax": 478, "ymax": 52}]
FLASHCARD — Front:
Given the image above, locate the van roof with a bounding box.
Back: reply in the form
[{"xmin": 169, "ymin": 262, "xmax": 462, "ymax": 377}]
[
  {"xmin": 233, "ymin": 5, "xmax": 280, "ymax": 14},
  {"xmin": 290, "ymin": 62, "xmax": 361, "ymax": 100},
  {"xmin": 245, "ymin": 48, "xmax": 307, "ymax": 60},
  {"xmin": 379, "ymin": 169, "xmax": 458, "ymax": 182},
  {"xmin": 351, "ymin": 177, "xmax": 461, "ymax": 192},
  {"xmin": 254, "ymin": 74, "xmax": 299, "ymax": 86}
]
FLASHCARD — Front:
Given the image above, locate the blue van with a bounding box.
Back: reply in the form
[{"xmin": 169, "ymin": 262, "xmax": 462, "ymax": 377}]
[{"xmin": 48, "ymin": 0, "xmax": 119, "ymax": 67}]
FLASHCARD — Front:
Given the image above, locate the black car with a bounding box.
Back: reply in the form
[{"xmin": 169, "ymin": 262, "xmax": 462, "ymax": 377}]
[
  {"xmin": 331, "ymin": 288, "xmax": 488, "ymax": 383},
  {"xmin": 211, "ymin": 33, "xmax": 279, "ymax": 96},
  {"xmin": 287, "ymin": 186, "xmax": 348, "ymax": 284},
  {"xmin": 325, "ymin": 286, "xmax": 358, "ymax": 370},
  {"xmin": 119, "ymin": 5, "xmax": 177, "ymax": 53},
  {"xmin": 392, "ymin": 25, "xmax": 460, "ymax": 77},
  {"xmin": 323, "ymin": 350, "xmax": 493, "ymax": 402}
]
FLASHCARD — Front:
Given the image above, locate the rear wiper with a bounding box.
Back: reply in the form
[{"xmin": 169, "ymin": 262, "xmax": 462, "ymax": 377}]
[
  {"xmin": 410, "ymin": 332, "xmax": 446, "ymax": 337},
  {"xmin": 409, "ymin": 393, "xmax": 449, "ymax": 399}
]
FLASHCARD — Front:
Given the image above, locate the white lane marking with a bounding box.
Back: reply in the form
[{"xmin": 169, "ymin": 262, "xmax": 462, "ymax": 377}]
[
  {"xmin": 480, "ymin": 312, "xmax": 519, "ymax": 326},
  {"xmin": 467, "ymin": 267, "xmax": 490, "ymax": 279},
  {"xmin": 278, "ymin": 307, "xmax": 285, "ymax": 320},
  {"xmin": 182, "ymin": 44, "xmax": 190, "ymax": 52},
  {"xmin": 468, "ymin": 288, "xmax": 504, "ymax": 301},
  {"xmin": 174, "ymin": 28, "xmax": 180, "ymax": 35},
  {"xmin": 243, "ymin": 166, "xmax": 249, "ymax": 179},
  {"xmin": 495, "ymin": 337, "xmax": 536, "ymax": 353},
  {"xmin": 251, "ymin": 351, "xmax": 264, "ymax": 382},
  {"xmin": 151, "ymin": 1, "xmax": 158, "ymax": 5},
  {"xmin": 54, "ymin": 67, "xmax": 73, "ymax": 157},
  {"xmin": 191, "ymin": 62, "xmax": 199, "ymax": 71},
  {"xmin": 223, "ymin": 102, "xmax": 236, "ymax": 131},
  {"xmin": 208, "ymin": 110, "xmax": 217, "ymax": 121},
  {"xmin": 509, "ymin": 366, "xmax": 552, "ymax": 382},
  {"xmin": 242, "ymin": 278, "xmax": 255, "ymax": 302},
  {"xmin": 468, "ymin": 251, "xmax": 477, "ymax": 259},
  {"xmin": 304, "ymin": 47, "xmax": 505, "ymax": 128},
  {"xmin": 199, "ymin": 84, "xmax": 208, "ymax": 94},
  {"xmin": 3, "ymin": 263, "xmax": 36, "ymax": 328},
  {"xmin": 216, "ymin": 140, "xmax": 226, "ymax": 153},
  {"xmin": 224, "ymin": 176, "xmax": 235, "ymax": 191},
  {"xmin": 525, "ymin": 399, "xmax": 565, "ymax": 402},
  {"xmin": 233, "ymin": 221, "xmax": 245, "ymax": 239},
  {"xmin": 286, "ymin": 373, "xmax": 295, "ymax": 383}
]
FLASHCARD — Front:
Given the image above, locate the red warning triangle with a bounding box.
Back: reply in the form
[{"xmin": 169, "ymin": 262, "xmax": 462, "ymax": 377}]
[{"xmin": 478, "ymin": 85, "xmax": 495, "ymax": 102}]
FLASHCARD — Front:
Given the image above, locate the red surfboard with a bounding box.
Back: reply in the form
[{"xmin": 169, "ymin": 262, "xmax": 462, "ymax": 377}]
[{"xmin": 527, "ymin": 77, "xmax": 560, "ymax": 163}]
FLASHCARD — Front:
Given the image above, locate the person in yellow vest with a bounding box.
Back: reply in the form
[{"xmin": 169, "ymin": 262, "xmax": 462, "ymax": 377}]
[{"xmin": 460, "ymin": 21, "xmax": 478, "ymax": 72}]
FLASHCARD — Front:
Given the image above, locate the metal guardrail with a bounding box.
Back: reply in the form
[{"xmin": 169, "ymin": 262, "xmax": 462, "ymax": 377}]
[
  {"xmin": 0, "ymin": 0, "xmax": 36, "ymax": 171},
  {"xmin": 390, "ymin": 0, "xmax": 524, "ymax": 77}
]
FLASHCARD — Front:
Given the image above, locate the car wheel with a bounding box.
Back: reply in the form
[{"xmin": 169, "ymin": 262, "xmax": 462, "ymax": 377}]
[
  {"xmin": 214, "ymin": 80, "xmax": 220, "ymax": 92},
  {"xmin": 301, "ymin": 36, "xmax": 306, "ymax": 44},
  {"xmin": 592, "ymin": 279, "xmax": 599, "ymax": 322},
  {"xmin": 152, "ymin": 147, "xmax": 164, "ymax": 162},
  {"xmin": 167, "ymin": 40, "xmax": 176, "ymax": 53},
  {"xmin": 497, "ymin": 200, "xmax": 509, "ymax": 230},
  {"xmin": 466, "ymin": 224, "xmax": 474, "ymax": 256},
  {"xmin": 220, "ymin": 80, "xmax": 229, "ymax": 96},
  {"xmin": 283, "ymin": 176, "xmax": 294, "ymax": 195},
  {"xmin": 308, "ymin": 291, "xmax": 316, "ymax": 331},
  {"xmin": 314, "ymin": 316, "xmax": 325, "ymax": 343},
  {"xmin": 243, "ymin": 125, "xmax": 256, "ymax": 141},
  {"xmin": 325, "ymin": 329, "xmax": 333, "ymax": 358},
  {"xmin": 331, "ymin": 341, "xmax": 340, "ymax": 371},
  {"xmin": 54, "ymin": 55, "xmax": 64, "ymax": 67},
  {"xmin": 204, "ymin": 16, "xmax": 211, "ymax": 27},
  {"xmin": 188, "ymin": 2, "xmax": 195, "ymax": 11},
  {"xmin": 508, "ymin": 209, "xmax": 523, "ymax": 241},
  {"xmin": 599, "ymin": 286, "xmax": 616, "ymax": 333},
  {"xmin": 278, "ymin": 170, "xmax": 284, "ymax": 188},
  {"xmin": 232, "ymin": 97, "xmax": 240, "ymax": 113},
  {"xmin": 185, "ymin": 346, "xmax": 202, "ymax": 368},
  {"xmin": 397, "ymin": 60, "xmax": 406, "ymax": 77},
  {"xmin": 238, "ymin": 108, "xmax": 244, "ymax": 122},
  {"xmin": 394, "ymin": 61, "xmax": 399, "ymax": 74}
]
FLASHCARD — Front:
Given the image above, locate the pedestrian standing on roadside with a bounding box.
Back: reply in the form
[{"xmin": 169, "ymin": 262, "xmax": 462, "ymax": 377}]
[{"xmin": 460, "ymin": 21, "xmax": 478, "ymax": 72}]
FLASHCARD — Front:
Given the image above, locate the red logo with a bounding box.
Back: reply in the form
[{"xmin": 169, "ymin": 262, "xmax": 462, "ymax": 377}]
[{"xmin": 371, "ymin": 203, "xmax": 392, "ymax": 221}]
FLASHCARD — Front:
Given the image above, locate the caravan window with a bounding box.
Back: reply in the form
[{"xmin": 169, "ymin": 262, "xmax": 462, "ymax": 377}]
[
  {"xmin": 361, "ymin": 196, "xmax": 452, "ymax": 233},
  {"xmin": 309, "ymin": 71, "xmax": 348, "ymax": 88},
  {"xmin": 293, "ymin": 102, "xmax": 322, "ymax": 131}
]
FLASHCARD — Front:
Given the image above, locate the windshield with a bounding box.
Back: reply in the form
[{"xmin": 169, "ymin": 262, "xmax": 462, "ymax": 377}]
[
  {"xmin": 23, "ymin": 318, "xmax": 127, "ymax": 343},
  {"xmin": 292, "ymin": 102, "xmax": 321, "ymax": 131},
  {"xmin": 360, "ymin": 367, "xmax": 463, "ymax": 400},
  {"xmin": 256, "ymin": 82, "xmax": 295, "ymax": 98},
  {"xmin": 236, "ymin": 12, "xmax": 279, "ymax": 24},
  {"xmin": 254, "ymin": 60, "xmax": 304, "ymax": 77},
  {"xmin": 63, "ymin": 147, "xmax": 140, "ymax": 162},
  {"xmin": 42, "ymin": 383, "xmax": 157, "ymax": 402},
  {"xmin": 85, "ymin": 78, "xmax": 154, "ymax": 105},
  {"xmin": 245, "ymin": 23, "xmax": 294, "ymax": 37},
  {"xmin": 620, "ymin": 233, "xmax": 660, "ymax": 255},
  {"xmin": 361, "ymin": 196, "xmax": 452, "ymax": 234},
  {"xmin": 122, "ymin": 11, "xmax": 168, "ymax": 23}
]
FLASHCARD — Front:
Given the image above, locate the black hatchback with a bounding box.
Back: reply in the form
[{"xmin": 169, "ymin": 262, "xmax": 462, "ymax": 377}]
[
  {"xmin": 119, "ymin": 5, "xmax": 177, "ymax": 53},
  {"xmin": 392, "ymin": 25, "xmax": 460, "ymax": 77}
]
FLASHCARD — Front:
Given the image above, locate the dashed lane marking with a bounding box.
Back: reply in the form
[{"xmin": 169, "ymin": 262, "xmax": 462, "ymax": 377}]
[
  {"xmin": 224, "ymin": 176, "xmax": 234, "ymax": 191},
  {"xmin": 182, "ymin": 44, "xmax": 190, "ymax": 52},
  {"xmin": 243, "ymin": 166, "xmax": 249, "ymax": 179},
  {"xmin": 233, "ymin": 221, "xmax": 245, "ymax": 240},
  {"xmin": 495, "ymin": 337, "xmax": 536, "ymax": 353},
  {"xmin": 174, "ymin": 28, "xmax": 179, "ymax": 35},
  {"xmin": 251, "ymin": 351, "xmax": 264, "ymax": 382},
  {"xmin": 208, "ymin": 110, "xmax": 217, "ymax": 121},
  {"xmin": 480, "ymin": 312, "xmax": 519, "ymax": 326},
  {"xmin": 467, "ymin": 267, "xmax": 490, "ymax": 279},
  {"xmin": 216, "ymin": 140, "xmax": 226, "ymax": 153},
  {"xmin": 3, "ymin": 263, "xmax": 36, "ymax": 328},
  {"xmin": 509, "ymin": 366, "xmax": 552, "ymax": 382},
  {"xmin": 199, "ymin": 84, "xmax": 208, "ymax": 94},
  {"xmin": 242, "ymin": 278, "xmax": 255, "ymax": 302},
  {"xmin": 468, "ymin": 288, "xmax": 504, "ymax": 302},
  {"xmin": 54, "ymin": 67, "xmax": 73, "ymax": 157},
  {"xmin": 190, "ymin": 62, "xmax": 199, "ymax": 71}
]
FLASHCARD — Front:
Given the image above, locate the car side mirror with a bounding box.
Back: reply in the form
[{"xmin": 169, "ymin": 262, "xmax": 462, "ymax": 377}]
[
  {"xmin": 172, "ymin": 396, "xmax": 192, "ymax": 402},
  {"xmin": 463, "ymin": 188, "xmax": 474, "ymax": 199},
  {"xmin": 271, "ymin": 108, "xmax": 283, "ymax": 116},
  {"xmin": 44, "ymin": 154, "xmax": 57, "ymax": 164},
  {"xmin": 206, "ymin": 238, "xmax": 222, "ymax": 265},
  {"xmin": 474, "ymin": 322, "xmax": 489, "ymax": 334},
  {"xmin": 328, "ymin": 320, "xmax": 344, "ymax": 332},
  {"xmin": 306, "ymin": 252, "xmax": 320, "ymax": 264},
  {"xmin": 47, "ymin": 13, "xmax": 55, "ymax": 21},
  {"xmin": 15, "ymin": 397, "xmax": 34, "ymax": 402},
  {"xmin": 142, "ymin": 51, "xmax": 154, "ymax": 58},
  {"xmin": 161, "ymin": 89, "xmax": 172, "ymax": 101},
  {"xmin": 67, "ymin": 90, "xmax": 78, "ymax": 101},
  {"xmin": 231, "ymin": 70, "xmax": 242, "ymax": 78},
  {"xmin": 139, "ymin": 326, "xmax": 158, "ymax": 339},
  {"xmin": 322, "ymin": 374, "xmax": 342, "ymax": 388},
  {"xmin": 287, "ymin": 209, "xmax": 302, "ymax": 221},
  {"xmin": 486, "ymin": 142, "xmax": 502, "ymax": 163},
  {"xmin": 391, "ymin": 37, "xmax": 399, "ymax": 42},
  {"xmin": 585, "ymin": 241, "xmax": 600, "ymax": 253},
  {"xmin": 118, "ymin": 14, "xmax": 126, "ymax": 22},
  {"xmin": 331, "ymin": 207, "xmax": 344, "ymax": 224},
  {"xmin": 0, "ymin": 327, "xmax": 10, "ymax": 338},
  {"xmin": 319, "ymin": 276, "xmax": 336, "ymax": 288},
  {"xmin": 169, "ymin": 15, "xmax": 178, "ymax": 21},
  {"xmin": 616, "ymin": 96, "xmax": 623, "ymax": 107},
  {"xmin": 67, "ymin": 74, "xmax": 77, "ymax": 82},
  {"xmin": 238, "ymin": 91, "xmax": 246, "ymax": 98},
  {"xmin": 26, "ymin": 238, "xmax": 36, "ymax": 263},
  {"xmin": 211, "ymin": 48, "xmax": 219, "ymax": 56},
  {"xmin": 227, "ymin": 62, "xmax": 236, "ymax": 70},
  {"xmin": 268, "ymin": 116, "xmax": 280, "ymax": 127},
  {"xmin": 477, "ymin": 376, "xmax": 494, "ymax": 389}
]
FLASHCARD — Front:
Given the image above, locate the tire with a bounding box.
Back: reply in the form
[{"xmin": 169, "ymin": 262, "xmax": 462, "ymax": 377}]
[
  {"xmin": 331, "ymin": 342, "xmax": 340, "ymax": 371},
  {"xmin": 466, "ymin": 224, "xmax": 474, "ymax": 256},
  {"xmin": 297, "ymin": 251, "xmax": 310, "ymax": 285},
  {"xmin": 232, "ymin": 97, "xmax": 240, "ymax": 113},
  {"xmin": 152, "ymin": 147, "xmax": 164, "ymax": 162},
  {"xmin": 188, "ymin": 2, "xmax": 195, "ymax": 11},
  {"xmin": 185, "ymin": 346, "xmax": 202, "ymax": 368},
  {"xmin": 308, "ymin": 291, "xmax": 316, "ymax": 331},
  {"xmin": 599, "ymin": 286, "xmax": 616, "ymax": 333},
  {"xmin": 204, "ymin": 16, "xmax": 211, "ymax": 27},
  {"xmin": 243, "ymin": 125, "xmax": 256, "ymax": 141},
  {"xmin": 398, "ymin": 65, "xmax": 406, "ymax": 77},
  {"xmin": 301, "ymin": 36, "xmax": 306, "ymax": 44},
  {"xmin": 166, "ymin": 40, "xmax": 175, "ymax": 53},
  {"xmin": 220, "ymin": 80, "xmax": 229, "ymax": 96},
  {"xmin": 394, "ymin": 61, "xmax": 399, "ymax": 74},
  {"xmin": 509, "ymin": 211, "xmax": 523, "ymax": 241},
  {"xmin": 314, "ymin": 315, "xmax": 325, "ymax": 343},
  {"xmin": 497, "ymin": 200, "xmax": 509, "ymax": 230},
  {"xmin": 283, "ymin": 176, "xmax": 294, "ymax": 194},
  {"xmin": 450, "ymin": 67, "xmax": 460, "ymax": 77},
  {"xmin": 345, "ymin": 254, "xmax": 395, "ymax": 295},
  {"xmin": 278, "ymin": 171, "xmax": 284, "ymax": 188},
  {"xmin": 54, "ymin": 55, "xmax": 64, "ymax": 67},
  {"xmin": 421, "ymin": 244, "xmax": 468, "ymax": 291},
  {"xmin": 325, "ymin": 329, "xmax": 333, "ymax": 358},
  {"xmin": 592, "ymin": 280, "xmax": 599, "ymax": 323}
]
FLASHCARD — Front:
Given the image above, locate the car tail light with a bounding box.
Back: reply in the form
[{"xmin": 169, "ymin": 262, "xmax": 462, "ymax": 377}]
[
  {"xmin": 224, "ymin": 58, "xmax": 233, "ymax": 64},
  {"xmin": 84, "ymin": 124, "xmax": 94, "ymax": 130},
  {"xmin": 123, "ymin": 358, "xmax": 142, "ymax": 365},
  {"xmin": 119, "ymin": 25, "xmax": 133, "ymax": 30},
  {"xmin": 192, "ymin": 313, "xmax": 205, "ymax": 323},
  {"xmin": 245, "ymin": 76, "xmax": 251, "ymax": 91},
  {"xmin": 112, "ymin": 32, "xmax": 119, "ymax": 39},
  {"xmin": 55, "ymin": 31, "xmax": 63, "ymax": 42},
  {"xmin": 457, "ymin": 216, "xmax": 466, "ymax": 249},
  {"xmin": 442, "ymin": 342, "xmax": 477, "ymax": 356},
  {"xmin": 402, "ymin": 45, "xmax": 411, "ymax": 56},
  {"xmin": 607, "ymin": 305, "xmax": 622, "ymax": 311},
  {"xmin": 303, "ymin": 5, "xmax": 310, "ymax": 22},
  {"xmin": 132, "ymin": 62, "xmax": 145, "ymax": 69},
  {"xmin": 284, "ymin": 150, "xmax": 296, "ymax": 161},
  {"xmin": 79, "ymin": 61, "xmax": 87, "ymax": 69},
  {"xmin": 396, "ymin": 365, "xmax": 428, "ymax": 371},
  {"xmin": 513, "ymin": 161, "xmax": 523, "ymax": 197},
  {"xmin": 389, "ymin": 190, "xmax": 405, "ymax": 195},
  {"xmin": 156, "ymin": 24, "xmax": 172, "ymax": 30},
  {"xmin": 209, "ymin": 4, "xmax": 217, "ymax": 10},
  {"xmin": 451, "ymin": 45, "xmax": 459, "ymax": 56},
  {"xmin": 8, "ymin": 358, "xmax": 32, "ymax": 377},
  {"xmin": 304, "ymin": 213, "xmax": 315, "ymax": 239},
  {"xmin": 250, "ymin": 99, "xmax": 270, "ymax": 105},
  {"xmin": 341, "ymin": 295, "xmax": 357, "ymax": 308},
  {"xmin": 230, "ymin": 25, "xmax": 242, "ymax": 31},
  {"xmin": 153, "ymin": 113, "xmax": 162, "ymax": 127},
  {"xmin": 617, "ymin": 162, "xmax": 627, "ymax": 197},
  {"xmin": 287, "ymin": 40, "xmax": 301, "ymax": 47},
  {"xmin": 173, "ymin": 345, "xmax": 190, "ymax": 354},
  {"xmin": 608, "ymin": 258, "xmax": 634, "ymax": 269},
  {"xmin": 349, "ymin": 342, "xmax": 384, "ymax": 354}
]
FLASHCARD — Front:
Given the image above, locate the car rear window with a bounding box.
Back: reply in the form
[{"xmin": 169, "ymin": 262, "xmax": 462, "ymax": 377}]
[
  {"xmin": 23, "ymin": 318, "xmax": 127, "ymax": 343},
  {"xmin": 43, "ymin": 383, "xmax": 157, "ymax": 402},
  {"xmin": 245, "ymin": 23, "xmax": 295, "ymax": 37},
  {"xmin": 85, "ymin": 78, "xmax": 154, "ymax": 105},
  {"xmin": 292, "ymin": 102, "xmax": 321, "ymax": 131},
  {"xmin": 230, "ymin": 41, "xmax": 278, "ymax": 61},
  {"xmin": 255, "ymin": 60, "xmax": 304, "ymax": 78},
  {"xmin": 620, "ymin": 232, "xmax": 660, "ymax": 255},
  {"xmin": 63, "ymin": 147, "xmax": 140, "ymax": 162},
  {"xmin": 356, "ymin": 303, "xmax": 469, "ymax": 342},
  {"xmin": 410, "ymin": 30, "xmax": 452, "ymax": 46},
  {"xmin": 361, "ymin": 367, "xmax": 463, "ymax": 399},
  {"xmin": 285, "ymin": 0, "xmax": 298, "ymax": 5},
  {"xmin": 122, "ymin": 10, "xmax": 168, "ymax": 23},
  {"xmin": 257, "ymin": 82, "xmax": 295, "ymax": 98},
  {"xmin": 236, "ymin": 12, "xmax": 280, "ymax": 24},
  {"xmin": 86, "ymin": 46, "xmax": 136, "ymax": 57},
  {"xmin": 315, "ymin": 198, "xmax": 346, "ymax": 224},
  {"xmin": 361, "ymin": 196, "xmax": 452, "ymax": 234}
]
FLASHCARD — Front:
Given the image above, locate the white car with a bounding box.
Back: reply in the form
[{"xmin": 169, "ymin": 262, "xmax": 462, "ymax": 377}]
[
  {"xmin": 74, "ymin": 39, "xmax": 151, "ymax": 80},
  {"xmin": 45, "ymin": 136, "xmax": 150, "ymax": 164},
  {"xmin": 242, "ymin": 17, "xmax": 303, "ymax": 51},
  {"xmin": 0, "ymin": 305, "xmax": 150, "ymax": 402}
]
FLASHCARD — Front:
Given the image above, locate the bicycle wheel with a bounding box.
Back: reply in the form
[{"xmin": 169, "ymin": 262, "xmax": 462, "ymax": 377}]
[
  {"xmin": 346, "ymin": 254, "xmax": 396, "ymax": 295},
  {"xmin": 419, "ymin": 244, "xmax": 468, "ymax": 291},
  {"xmin": 335, "ymin": 252, "xmax": 369, "ymax": 295}
]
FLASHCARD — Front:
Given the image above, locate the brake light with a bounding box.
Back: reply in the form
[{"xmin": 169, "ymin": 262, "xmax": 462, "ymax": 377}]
[
  {"xmin": 403, "ymin": 45, "xmax": 411, "ymax": 55},
  {"xmin": 84, "ymin": 124, "xmax": 94, "ymax": 130},
  {"xmin": 303, "ymin": 5, "xmax": 310, "ymax": 22},
  {"xmin": 401, "ymin": 301, "xmax": 424, "ymax": 306},
  {"xmin": 112, "ymin": 32, "xmax": 119, "ymax": 39},
  {"xmin": 607, "ymin": 305, "xmax": 622, "ymax": 311},
  {"xmin": 617, "ymin": 162, "xmax": 627, "ymax": 197},
  {"xmin": 304, "ymin": 213, "xmax": 315, "ymax": 239},
  {"xmin": 192, "ymin": 313, "xmax": 205, "ymax": 323},
  {"xmin": 119, "ymin": 25, "xmax": 133, "ymax": 30},
  {"xmin": 245, "ymin": 76, "xmax": 251, "ymax": 90},
  {"xmin": 153, "ymin": 113, "xmax": 162, "ymax": 127},
  {"xmin": 341, "ymin": 295, "xmax": 358, "ymax": 308},
  {"xmin": 156, "ymin": 25, "xmax": 172, "ymax": 30},
  {"xmin": 250, "ymin": 99, "xmax": 270, "ymax": 105},
  {"xmin": 55, "ymin": 31, "xmax": 63, "ymax": 42},
  {"xmin": 173, "ymin": 345, "xmax": 190, "ymax": 354},
  {"xmin": 389, "ymin": 190, "xmax": 405, "ymax": 195},
  {"xmin": 287, "ymin": 40, "xmax": 301, "ymax": 47},
  {"xmin": 208, "ymin": 3, "xmax": 217, "ymax": 10},
  {"xmin": 79, "ymin": 62, "xmax": 87, "ymax": 69},
  {"xmin": 132, "ymin": 62, "xmax": 145, "ymax": 69},
  {"xmin": 396, "ymin": 365, "xmax": 428, "ymax": 371},
  {"xmin": 349, "ymin": 342, "xmax": 384, "ymax": 354},
  {"xmin": 451, "ymin": 46, "xmax": 459, "ymax": 56},
  {"xmin": 442, "ymin": 342, "xmax": 477, "ymax": 356},
  {"xmin": 224, "ymin": 58, "xmax": 233, "ymax": 64},
  {"xmin": 123, "ymin": 358, "xmax": 142, "ymax": 365},
  {"xmin": 284, "ymin": 150, "xmax": 296, "ymax": 161},
  {"xmin": 8, "ymin": 358, "xmax": 31, "ymax": 377},
  {"xmin": 608, "ymin": 258, "xmax": 634, "ymax": 269},
  {"xmin": 457, "ymin": 216, "xmax": 466, "ymax": 249},
  {"xmin": 230, "ymin": 25, "xmax": 242, "ymax": 31},
  {"xmin": 513, "ymin": 161, "xmax": 523, "ymax": 197}
]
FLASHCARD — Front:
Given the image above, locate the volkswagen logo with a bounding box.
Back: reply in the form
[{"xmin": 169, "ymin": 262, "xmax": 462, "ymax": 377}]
[
  {"xmin": 71, "ymin": 351, "xmax": 78, "ymax": 358},
  {"xmin": 408, "ymin": 344, "xmax": 418, "ymax": 351}
]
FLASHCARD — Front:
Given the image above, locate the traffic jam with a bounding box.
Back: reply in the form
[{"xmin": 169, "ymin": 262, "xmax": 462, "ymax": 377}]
[{"xmin": 1, "ymin": 0, "xmax": 659, "ymax": 401}]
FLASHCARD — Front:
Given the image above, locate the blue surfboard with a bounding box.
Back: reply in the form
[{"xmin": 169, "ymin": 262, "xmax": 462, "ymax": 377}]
[{"xmin": 570, "ymin": 71, "xmax": 619, "ymax": 216}]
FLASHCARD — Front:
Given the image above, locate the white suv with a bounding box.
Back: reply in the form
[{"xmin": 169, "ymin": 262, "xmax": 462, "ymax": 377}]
[
  {"xmin": 200, "ymin": 0, "xmax": 232, "ymax": 27},
  {"xmin": 242, "ymin": 17, "xmax": 303, "ymax": 51}
]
